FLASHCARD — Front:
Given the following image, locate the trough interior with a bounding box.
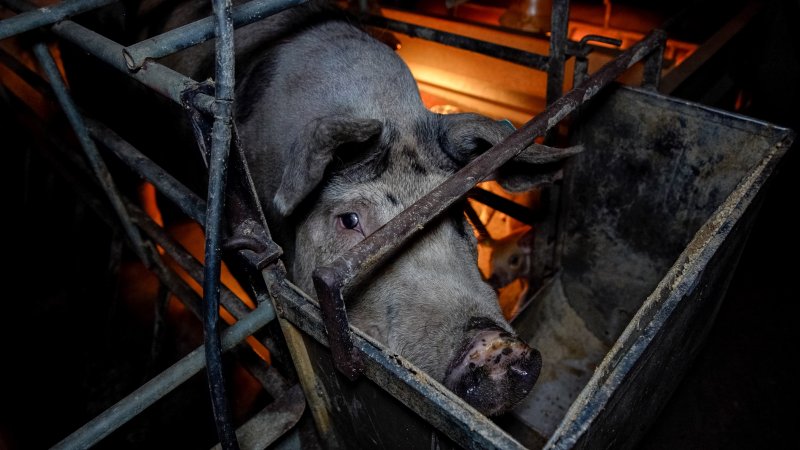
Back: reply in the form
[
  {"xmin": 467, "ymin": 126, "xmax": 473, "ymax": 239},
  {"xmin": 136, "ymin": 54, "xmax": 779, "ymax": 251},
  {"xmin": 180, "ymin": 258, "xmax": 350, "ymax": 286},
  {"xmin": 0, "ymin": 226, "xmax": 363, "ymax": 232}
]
[{"xmin": 506, "ymin": 84, "xmax": 786, "ymax": 444}]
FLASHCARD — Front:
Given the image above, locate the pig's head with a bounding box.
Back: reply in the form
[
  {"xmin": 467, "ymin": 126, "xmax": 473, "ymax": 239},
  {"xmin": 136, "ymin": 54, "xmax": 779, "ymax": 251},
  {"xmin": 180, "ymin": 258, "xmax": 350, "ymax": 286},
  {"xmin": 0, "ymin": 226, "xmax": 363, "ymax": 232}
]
[{"xmin": 265, "ymin": 111, "xmax": 541, "ymax": 416}]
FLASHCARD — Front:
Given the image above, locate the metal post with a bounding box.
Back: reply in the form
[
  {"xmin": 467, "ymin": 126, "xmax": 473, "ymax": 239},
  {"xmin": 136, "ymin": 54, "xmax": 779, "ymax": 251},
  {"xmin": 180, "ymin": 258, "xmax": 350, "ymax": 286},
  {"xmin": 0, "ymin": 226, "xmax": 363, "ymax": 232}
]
[{"xmin": 204, "ymin": 0, "xmax": 238, "ymax": 447}]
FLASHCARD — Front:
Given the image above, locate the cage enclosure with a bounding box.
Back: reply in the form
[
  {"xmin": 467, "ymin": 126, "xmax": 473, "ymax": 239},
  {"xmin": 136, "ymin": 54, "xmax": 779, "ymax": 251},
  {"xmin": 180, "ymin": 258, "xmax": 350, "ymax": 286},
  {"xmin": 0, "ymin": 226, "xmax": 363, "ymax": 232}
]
[{"xmin": 0, "ymin": 0, "xmax": 793, "ymax": 449}]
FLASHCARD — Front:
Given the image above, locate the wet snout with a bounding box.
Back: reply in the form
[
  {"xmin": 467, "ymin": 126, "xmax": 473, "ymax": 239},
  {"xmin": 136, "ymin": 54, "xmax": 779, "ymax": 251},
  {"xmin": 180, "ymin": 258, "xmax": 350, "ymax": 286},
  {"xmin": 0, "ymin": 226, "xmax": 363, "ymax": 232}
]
[{"xmin": 444, "ymin": 326, "xmax": 542, "ymax": 416}]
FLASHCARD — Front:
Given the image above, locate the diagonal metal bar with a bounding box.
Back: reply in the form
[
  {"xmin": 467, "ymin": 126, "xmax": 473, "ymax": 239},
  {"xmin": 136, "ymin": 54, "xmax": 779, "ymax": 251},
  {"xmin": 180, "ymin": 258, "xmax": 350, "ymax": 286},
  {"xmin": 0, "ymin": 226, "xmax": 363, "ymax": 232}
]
[
  {"xmin": 325, "ymin": 28, "xmax": 666, "ymax": 291},
  {"xmin": 51, "ymin": 301, "xmax": 276, "ymax": 450},
  {"xmin": 85, "ymin": 118, "xmax": 208, "ymax": 226},
  {"xmin": 313, "ymin": 29, "xmax": 668, "ymax": 378},
  {"xmin": 32, "ymin": 41, "xmax": 154, "ymax": 267},
  {"xmin": 41, "ymin": 15, "xmax": 215, "ymax": 113}
]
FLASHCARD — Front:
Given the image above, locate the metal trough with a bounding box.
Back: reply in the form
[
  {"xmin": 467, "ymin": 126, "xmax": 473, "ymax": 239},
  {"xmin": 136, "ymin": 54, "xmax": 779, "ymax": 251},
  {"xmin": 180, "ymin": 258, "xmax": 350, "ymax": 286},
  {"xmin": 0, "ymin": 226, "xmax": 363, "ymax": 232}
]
[{"xmin": 263, "ymin": 83, "xmax": 793, "ymax": 449}]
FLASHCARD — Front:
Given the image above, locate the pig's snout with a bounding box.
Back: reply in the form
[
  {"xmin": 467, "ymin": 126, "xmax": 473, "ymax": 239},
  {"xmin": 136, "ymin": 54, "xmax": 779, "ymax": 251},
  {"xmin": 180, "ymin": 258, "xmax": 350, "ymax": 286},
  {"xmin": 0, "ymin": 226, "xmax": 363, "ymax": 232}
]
[{"xmin": 444, "ymin": 328, "xmax": 541, "ymax": 416}]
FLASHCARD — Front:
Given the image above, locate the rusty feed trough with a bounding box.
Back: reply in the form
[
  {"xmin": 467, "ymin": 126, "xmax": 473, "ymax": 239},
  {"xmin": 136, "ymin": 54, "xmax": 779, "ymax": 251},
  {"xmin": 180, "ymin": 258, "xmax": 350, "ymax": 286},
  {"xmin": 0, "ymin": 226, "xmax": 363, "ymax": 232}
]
[{"xmin": 0, "ymin": 0, "xmax": 794, "ymax": 449}]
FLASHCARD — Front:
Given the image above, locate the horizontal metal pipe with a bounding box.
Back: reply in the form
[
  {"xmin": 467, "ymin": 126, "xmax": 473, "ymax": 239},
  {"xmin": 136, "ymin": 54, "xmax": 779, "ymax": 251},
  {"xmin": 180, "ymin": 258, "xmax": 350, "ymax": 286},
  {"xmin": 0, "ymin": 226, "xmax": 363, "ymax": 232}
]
[
  {"xmin": 366, "ymin": 15, "xmax": 551, "ymax": 70},
  {"xmin": 51, "ymin": 301, "xmax": 276, "ymax": 450},
  {"xmin": 322, "ymin": 29, "xmax": 668, "ymax": 292},
  {"xmin": 123, "ymin": 0, "xmax": 308, "ymax": 70},
  {"xmin": 0, "ymin": 0, "xmax": 116, "ymax": 40},
  {"xmin": 46, "ymin": 19, "xmax": 214, "ymax": 113}
]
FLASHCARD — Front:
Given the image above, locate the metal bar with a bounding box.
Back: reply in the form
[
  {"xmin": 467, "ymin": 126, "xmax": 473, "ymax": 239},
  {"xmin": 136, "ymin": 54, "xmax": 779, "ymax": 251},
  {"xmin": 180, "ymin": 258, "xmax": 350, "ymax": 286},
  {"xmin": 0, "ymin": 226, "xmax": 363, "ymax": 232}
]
[
  {"xmin": 0, "ymin": 47, "xmax": 53, "ymax": 94},
  {"xmin": 204, "ymin": 0, "xmax": 238, "ymax": 447},
  {"xmin": 0, "ymin": 0, "xmax": 117, "ymax": 40},
  {"xmin": 266, "ymin": 268, "xmax": 527, "ymax": 450},
  {"xmin": 32, "ymin": 41, "xmax": 154, "ymax": 267},
  {"xmin": 468, "ymin": 187, "xmax": 542, "ymax": 225},
  {"xmin": 51, "ymin": 301, "xmax": 276, "ymax": 450},
  {"xmin": 6, "ymin": 79, "xmax": 282, "ymax": 448},
  {"xmin": 312, "ymin": 29, "xmax": 667, "ymax": 377},
  {"xmin": 641, "ymin": 32, "xmax": 666, "ymax": 90},
  {"xmin": 47, "ymin": 19, "xmax": 215, "ymax": 113},
  {"xmin": 129, "ymin": 206, "xmax": 257, "ymax": 321},
  {"xmin": 330, "ymin": 28, "xmax": 666, "ymax": 292},
  {"xmin": 546, "ymin": 0, "xmax": 570, "ymax": 105},
  {"xmin": 85, "ymin": 118, "xmax": 208, "ymax": 226},
  {"xmin": 659, "ymin": 1, "xmax": 763, "ymax": 95},
  {"xmin": 365, "ymin": 15, "xmax": 551, "ymax": 70},
  {"xmin": 122, "ymin": 0, "xmax": 309, "ymax": 70}
]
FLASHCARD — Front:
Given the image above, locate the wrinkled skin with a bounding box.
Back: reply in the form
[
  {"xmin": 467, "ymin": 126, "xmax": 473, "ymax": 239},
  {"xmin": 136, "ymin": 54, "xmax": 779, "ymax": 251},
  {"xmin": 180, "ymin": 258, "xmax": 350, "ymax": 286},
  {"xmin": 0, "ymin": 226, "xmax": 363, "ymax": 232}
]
[{"xmin": 149, "ymin": 0, "xmax": 541, "ymax": 415}]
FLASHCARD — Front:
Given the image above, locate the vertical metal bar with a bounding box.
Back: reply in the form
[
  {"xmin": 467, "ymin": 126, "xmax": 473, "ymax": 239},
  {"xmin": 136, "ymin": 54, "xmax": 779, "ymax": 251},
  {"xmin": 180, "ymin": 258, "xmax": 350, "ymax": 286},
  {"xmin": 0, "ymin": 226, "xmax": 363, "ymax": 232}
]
[
  {"xmin": 204, "ymin": 0, "xmax": 238, "ymax": 448},
  {"xmin": 31, "ymin": 42, "xmax": 154, "ymax": 267},
  {"xmin": 642, "ymin": 31, "xmax": 667, "ymax": 91},
  {"xmin": 546, "ymin": 0, "xmax": 570, "ymax": 106}
]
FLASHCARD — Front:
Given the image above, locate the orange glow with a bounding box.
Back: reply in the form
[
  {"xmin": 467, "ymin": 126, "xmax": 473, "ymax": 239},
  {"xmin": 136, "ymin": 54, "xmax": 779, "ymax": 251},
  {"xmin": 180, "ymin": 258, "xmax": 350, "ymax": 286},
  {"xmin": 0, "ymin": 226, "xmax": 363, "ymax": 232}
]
[
  {"xmin": 470, "ymin": 181, "xmax": 539, "ymax": 321},
  {"xmin": 139, "ymin": 185, "xmax": 269, "ymax": 364}
]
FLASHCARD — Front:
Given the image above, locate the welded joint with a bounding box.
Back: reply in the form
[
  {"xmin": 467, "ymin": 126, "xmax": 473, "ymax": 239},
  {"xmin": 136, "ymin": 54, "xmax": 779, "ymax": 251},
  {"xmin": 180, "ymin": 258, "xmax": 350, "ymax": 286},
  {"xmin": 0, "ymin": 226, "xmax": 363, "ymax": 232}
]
[
  {"xmin": 312, "ymin": 266, "xmax": 365, "ymax": 381},
  {"xmin": 569, "ymin": 35, "xmax": 623, "ymax": 87}
]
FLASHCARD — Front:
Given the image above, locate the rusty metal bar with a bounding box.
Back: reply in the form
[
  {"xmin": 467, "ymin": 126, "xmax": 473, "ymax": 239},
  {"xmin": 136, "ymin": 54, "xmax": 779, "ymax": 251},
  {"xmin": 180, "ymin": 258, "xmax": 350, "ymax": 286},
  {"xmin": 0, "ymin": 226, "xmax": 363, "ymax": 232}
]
[
  {"xmin": 546, "ymin": 0, "xmax": 570, "ymax": 105},
  {"xmin": 123, "ymin": 0, "xmax": 309, "ymax": 70},
  {"xmin": 0, "ymin": 0, "xmax": 116, "ymax": 40},
  {"xmin": 313, "ymin": 29, "xmax": 667, "ymax": 378},
  {"xmin": 365, "ymin": 15, "xmax": 551, "ymax": 70},
  {"xmin": 641, "ymin": 32, "xmax": 667, "ymax": 90},
  {"xmin": 266, "ymin": 268, "xmax": 528, "ymax": 450},
  {"xmin": 51, "ymin": 300, "xmax": 276, "ymax": 450},
  {"xmin": 31, "ymin": 41, "xmax": 154, "ymax": 267}
]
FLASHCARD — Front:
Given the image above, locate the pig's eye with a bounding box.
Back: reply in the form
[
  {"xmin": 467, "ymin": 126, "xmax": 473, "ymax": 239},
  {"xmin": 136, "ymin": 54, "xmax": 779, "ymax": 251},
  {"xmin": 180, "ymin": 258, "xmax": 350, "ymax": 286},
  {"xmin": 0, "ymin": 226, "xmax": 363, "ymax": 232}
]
[{"xmin": 338, "ymin": 212, "xmax": 360, "ymax": 230}]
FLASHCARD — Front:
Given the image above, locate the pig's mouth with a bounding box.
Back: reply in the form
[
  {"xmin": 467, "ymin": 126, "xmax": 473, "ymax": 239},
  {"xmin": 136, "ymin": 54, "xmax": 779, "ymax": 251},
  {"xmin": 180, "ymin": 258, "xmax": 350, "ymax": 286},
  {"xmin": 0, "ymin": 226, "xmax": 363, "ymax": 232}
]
[{"xmin": 444, "ymin": 321, "xmax": 542, "ymax": 416}]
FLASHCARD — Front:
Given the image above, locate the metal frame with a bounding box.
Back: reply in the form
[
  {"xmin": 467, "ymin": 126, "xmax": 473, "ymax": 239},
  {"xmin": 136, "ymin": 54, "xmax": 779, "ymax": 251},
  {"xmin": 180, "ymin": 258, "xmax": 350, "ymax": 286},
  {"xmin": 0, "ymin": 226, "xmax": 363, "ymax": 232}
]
[{"xmin": 0, "ymin": 0, "xmax": 667, "ymax": 447}]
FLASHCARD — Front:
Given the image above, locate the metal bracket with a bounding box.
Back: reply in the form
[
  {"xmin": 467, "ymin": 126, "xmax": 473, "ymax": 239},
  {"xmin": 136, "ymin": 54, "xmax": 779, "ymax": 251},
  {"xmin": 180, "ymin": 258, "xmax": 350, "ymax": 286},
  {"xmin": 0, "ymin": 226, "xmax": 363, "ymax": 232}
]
[
  {"xmin": 181, "ymin": 82, "xmax": 282, "ymax": 273},
  {"xmin": 312, "ymin": 267, "xmax": 365, "ymax": 381}
]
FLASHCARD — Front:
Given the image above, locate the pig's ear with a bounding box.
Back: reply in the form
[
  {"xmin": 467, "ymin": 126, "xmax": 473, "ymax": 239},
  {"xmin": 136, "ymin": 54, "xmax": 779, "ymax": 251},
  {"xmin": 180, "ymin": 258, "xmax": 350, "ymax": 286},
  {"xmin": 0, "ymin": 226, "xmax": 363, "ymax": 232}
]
[
  {"xmin": 273, "ymin": 116, "xmax": 383, "ymax": 218},
  {"xmin": 438, "ymin": 113, "xmax": 515, "ymax": 169}
]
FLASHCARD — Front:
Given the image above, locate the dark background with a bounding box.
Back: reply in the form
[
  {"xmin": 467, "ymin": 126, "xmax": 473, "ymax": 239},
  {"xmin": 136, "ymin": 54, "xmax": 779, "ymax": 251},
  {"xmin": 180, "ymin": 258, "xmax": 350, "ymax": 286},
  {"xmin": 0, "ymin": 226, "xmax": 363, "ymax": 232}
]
[{"xmin": 625, "ymin": 1, "xmax": 800, "ymax": 449}]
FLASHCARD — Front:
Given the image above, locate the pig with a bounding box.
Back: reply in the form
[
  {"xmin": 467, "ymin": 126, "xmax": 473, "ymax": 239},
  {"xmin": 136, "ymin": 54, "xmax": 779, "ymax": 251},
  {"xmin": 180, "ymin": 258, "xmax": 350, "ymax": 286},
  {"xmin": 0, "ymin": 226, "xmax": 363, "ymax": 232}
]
[
  {"xmin": 140, "ymin": 0, "xmax": 542, "ymax": 416},
  {"xmin": 486, "ymin": 227, "xmax": 536, "ymax": 291}
]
